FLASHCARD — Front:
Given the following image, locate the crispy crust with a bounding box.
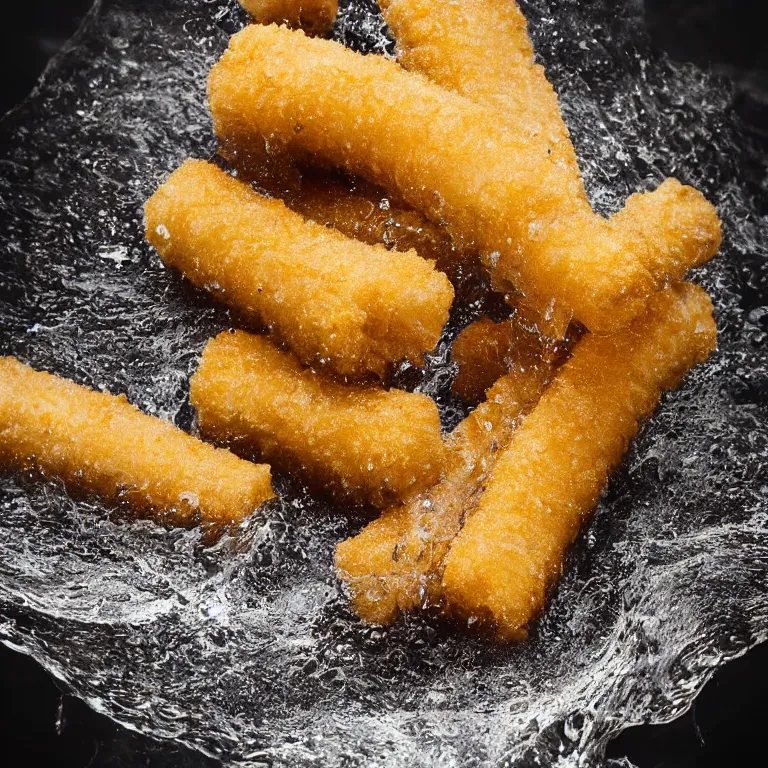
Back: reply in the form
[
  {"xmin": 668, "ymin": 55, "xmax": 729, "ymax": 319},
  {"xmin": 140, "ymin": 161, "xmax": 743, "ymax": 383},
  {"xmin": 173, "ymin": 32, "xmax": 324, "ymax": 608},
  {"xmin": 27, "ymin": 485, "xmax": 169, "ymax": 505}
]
[
  {"xmin": 208, "ymin": 25, "xmax": 720, "ymax": 333},
  {"xmin": 379, "ymin": 0, "xmax": 584, "ymax": 200},
  {"xmin": 440, "ymin": 284, "xmax": 717, "ymax": 641},
  {"xmin": 190, "ymin": 330, "xmax": 448, "ymax": 507},
  {"xmin": 0, "ymin": 357, "xmax": 274, "ymax": 527},
  {"xmin": 144, "ymin": 159, "xmax": 453, "ymax": 378},
  {"xmin": 335, "ymin": 359, "xmax": 550, "ymax": 623}
]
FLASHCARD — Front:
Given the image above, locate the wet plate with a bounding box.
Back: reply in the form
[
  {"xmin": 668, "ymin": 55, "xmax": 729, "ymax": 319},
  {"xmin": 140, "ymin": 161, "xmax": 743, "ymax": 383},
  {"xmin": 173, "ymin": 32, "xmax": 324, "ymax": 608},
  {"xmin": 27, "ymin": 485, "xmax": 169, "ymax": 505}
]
[{"xmin": 1, "ymin": 1, "xmax": 767, "ymax": 766}]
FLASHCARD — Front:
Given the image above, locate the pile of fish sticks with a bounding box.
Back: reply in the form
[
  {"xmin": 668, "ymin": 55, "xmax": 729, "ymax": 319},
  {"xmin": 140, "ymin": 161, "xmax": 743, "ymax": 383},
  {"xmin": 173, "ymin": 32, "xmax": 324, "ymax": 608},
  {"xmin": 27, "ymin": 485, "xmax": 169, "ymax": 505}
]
[{"xmin": 0, "ymin": 0, "xmax": 721, "ymax": 641}]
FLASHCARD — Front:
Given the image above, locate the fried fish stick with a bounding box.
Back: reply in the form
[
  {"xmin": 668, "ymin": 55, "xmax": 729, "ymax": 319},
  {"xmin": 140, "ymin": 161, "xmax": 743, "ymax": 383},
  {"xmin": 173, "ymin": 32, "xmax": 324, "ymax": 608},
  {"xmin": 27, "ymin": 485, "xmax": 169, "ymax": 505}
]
[
  {"xmin": 378, "ymin": 0, "xmax": 580, "ymax": 333},
  {"xmin": 145, "ymin": 160, "xmax": 453, "ymax": 379},
  {"xmin": 232, "ymin": 1, "xmax": 473, "ymax": 273},
  {"xmin": 381, "ymin": 1, "xmax": 720, "ymax": 334},
  {"xmin": 379, "ymin": 0, "xmax": 583, "ymax": 197},
  {"xmin": 335, "ymin": 358, "xmax": 550, "ymax": 623},
  {"xmin": 190, "ymin": 331, "xmax": 447, "ymax": 507},
  {"xmin": 441, "ymin": 284, "xmax": 717, "ymax": 641},
  {"xmin": 209, "ymin": 25, "xmax": 720, "ymax": 333},
  {"xmin": 231, "ymin": 157, "xmax": 468, "ymax": 274},
  {"xmin": 241, "ymin": 0, "xmax": 573, "ymax": 307},
  {"xmin": 240, "ymin": 0, "xmax": 571, "ymax": 327},
  {"xmin": 0, "ymin": 357, "xmax": 274, "ymax": 527},
  {"xmin": 281, "ymin": 169, "xmax": 470, "ymax": 276},
  {"xmin": 240, "ymin": 0, "xmax": 338, "ymax": 36},
  {"xmin": 226, "ymin": 149, "xmax": 472, "ymax": 277}
]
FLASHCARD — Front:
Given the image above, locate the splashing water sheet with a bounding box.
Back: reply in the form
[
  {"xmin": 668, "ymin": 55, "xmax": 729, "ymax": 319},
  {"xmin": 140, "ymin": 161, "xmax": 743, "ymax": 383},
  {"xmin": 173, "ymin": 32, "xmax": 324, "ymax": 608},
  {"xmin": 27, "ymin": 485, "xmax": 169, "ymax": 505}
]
[{"xmin": 0, "ymin": 0, "xmax": 767, "ymax": 765}]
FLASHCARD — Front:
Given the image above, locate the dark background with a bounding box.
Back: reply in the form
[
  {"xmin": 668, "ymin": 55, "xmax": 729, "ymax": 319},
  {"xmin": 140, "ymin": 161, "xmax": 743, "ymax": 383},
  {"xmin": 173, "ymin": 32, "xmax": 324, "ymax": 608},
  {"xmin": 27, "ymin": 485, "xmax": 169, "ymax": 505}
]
[{"xmin": 0, "ymin": 1, "xmax": 767, "ymax": 766}]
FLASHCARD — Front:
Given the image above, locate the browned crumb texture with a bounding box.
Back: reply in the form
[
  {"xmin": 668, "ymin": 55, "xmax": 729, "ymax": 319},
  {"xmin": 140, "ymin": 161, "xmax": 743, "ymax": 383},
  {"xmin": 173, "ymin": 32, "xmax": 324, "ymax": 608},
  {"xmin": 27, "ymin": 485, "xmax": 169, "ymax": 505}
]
[
  {"xmin": 379, "ymin": 0, "xmax": 584, "ymax": 201},
  {"xmin": 239, "ymin": 0, "xmax": 338, "ymax": 35},
  {"xmin": 377, "ymin": 0, "xmax": 581, "ymax": 334},
  {"xmin": 225, "ymin": 155, "xmax": 473, "ymax": 280},
  {"xmin": 380, "ymin": 1, "xmax": 723, "ymax": 335},
  {"xmin": 234, "ymin": 0, "xmax": 576, "ymax": 323},
  {"xmin": 441, "ymin": 283, "xmax": 717, "ymax": 641},
  {"xmin": 190, "ymin": 330, "xmax": 448, "ymax": 508},
  {"xmin": 335, "ymin": 358, "xmax": 552, "ymax": 624},
  {"xmin": 0, "ymin": 357, "xmax": 274, "ymax": 526},
  {"xmin": 209, "ymin": 24, "xmax": 720, "ymax": 333},
  {"xmin": 144, "ymin": 159, "xmax": 453, "ymax": 379}
]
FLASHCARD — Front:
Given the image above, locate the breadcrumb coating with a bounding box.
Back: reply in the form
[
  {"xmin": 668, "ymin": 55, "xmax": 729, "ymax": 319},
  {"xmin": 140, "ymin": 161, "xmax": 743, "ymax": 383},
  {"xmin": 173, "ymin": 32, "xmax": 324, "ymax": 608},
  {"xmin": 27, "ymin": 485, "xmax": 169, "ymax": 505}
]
[
  {"xmin": 208, "ymin": 25, "xmax": 720, "ymax": 333},
  {"xmin": 190, "ymin": 331, "xmax": 448, "ymax": 507},
  {"xmin": 441, "ymin": 284, "xmax": 717, "ymax": 640},
  {"xmin": 145, "ymin": 159, "xmax": 453, "ymax": 378},
  {"xmin": 0, "ymin": 357, "xmax": 274, "ymax": 527},
  {"xmin": 379, "ymin": 0, "xmax": 584, "ymax": 200},
  {"xmin": 335, "ymin": 360, "xmax": 549, "ymax": 623}
]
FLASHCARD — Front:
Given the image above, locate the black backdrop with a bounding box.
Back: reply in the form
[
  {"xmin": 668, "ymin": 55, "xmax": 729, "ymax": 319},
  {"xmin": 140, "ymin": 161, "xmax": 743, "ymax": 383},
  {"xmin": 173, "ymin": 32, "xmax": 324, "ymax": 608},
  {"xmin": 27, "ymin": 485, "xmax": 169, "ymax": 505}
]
[{"xmin": 0, "ymin": 1, "xmax": 767, "ymax": 766}]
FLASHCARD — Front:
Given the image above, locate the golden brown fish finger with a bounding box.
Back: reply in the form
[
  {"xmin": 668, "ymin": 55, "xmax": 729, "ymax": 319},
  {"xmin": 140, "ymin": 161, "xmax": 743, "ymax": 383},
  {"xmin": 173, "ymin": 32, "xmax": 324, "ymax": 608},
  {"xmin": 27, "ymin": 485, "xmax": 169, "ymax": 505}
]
[
  {"xmin": 441, "ymin": 284, "xmax": 717, "ymax": 641},
  {"xmin": 240, "ymin": 0, "xmax": 338, "ymax": 35},
  {"xmin": 379, "ymin": 0, "xmax": 583, "ymax": 197},
  {"xmin": 270, "ymin": 0, "xmax": 571, "ymax": 329},
  {"xmin": 378, "ymin": 0, "xmax": 721, "ymax": 329},
  {"xmin": 144, "ymin": 159, "xmax": 453, "ymax": 379},
  {"xmin": 190, "ymin": 331, "xmax": 447, "ymax": 508},
  {"xmin": 377, "ymin": 0, "xmax": 583, "ymax": 332},
  {"xmin": 0, "ymin": 357, "xmax": 274, "ymax": 527},
  {"xmin": 208, "ymin": 25, "xmax": 720, "ymax": 333},
  {"xmin": 239, "ymin": 0, "xmax": 570, "ymax": 311},
  {"xmin": 335, "ymin": 360, "xmax": 551, "ymax": 624}
]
